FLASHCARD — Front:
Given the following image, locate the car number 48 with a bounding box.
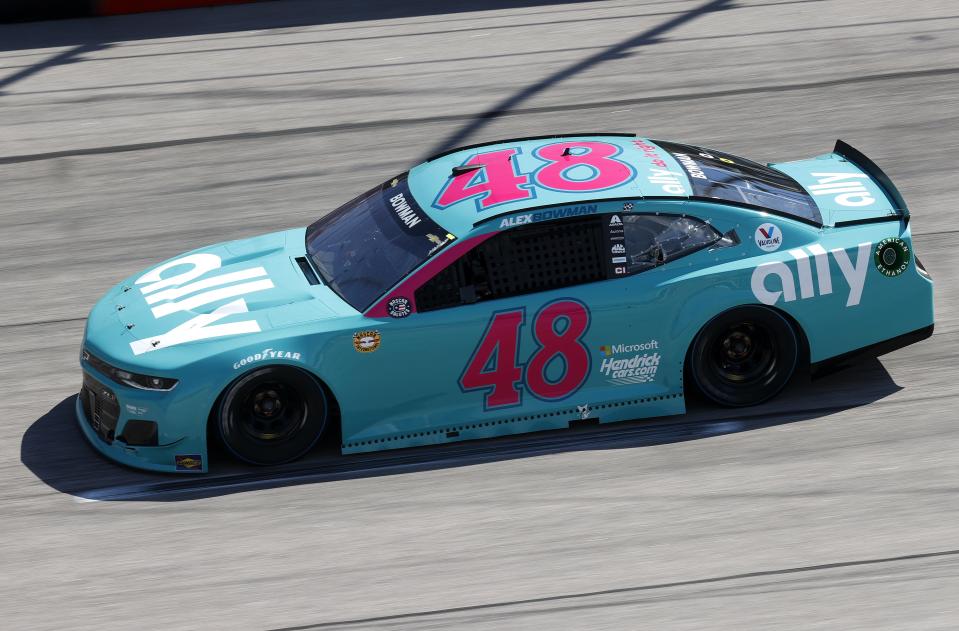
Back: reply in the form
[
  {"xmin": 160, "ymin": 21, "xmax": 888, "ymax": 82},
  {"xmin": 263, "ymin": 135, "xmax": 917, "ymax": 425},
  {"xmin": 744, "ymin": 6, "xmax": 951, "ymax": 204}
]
[{"xmin": 459, "ymin": 299, "xmax": 592, "ymax": 409}]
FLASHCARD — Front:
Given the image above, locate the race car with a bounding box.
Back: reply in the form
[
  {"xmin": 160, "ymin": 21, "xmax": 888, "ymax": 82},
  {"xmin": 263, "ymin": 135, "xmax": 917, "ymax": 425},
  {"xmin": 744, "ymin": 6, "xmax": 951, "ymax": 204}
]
[{"xmin": 77, "ymin": 134, "xmax": 934, "ymax": 473}]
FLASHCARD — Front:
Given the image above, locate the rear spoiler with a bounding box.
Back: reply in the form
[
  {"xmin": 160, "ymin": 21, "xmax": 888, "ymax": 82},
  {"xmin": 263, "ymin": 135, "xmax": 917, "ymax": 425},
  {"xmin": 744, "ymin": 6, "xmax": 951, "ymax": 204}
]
[{"xmin": 832, "ymin": 139, "xmax": 909, "ymax": 225}]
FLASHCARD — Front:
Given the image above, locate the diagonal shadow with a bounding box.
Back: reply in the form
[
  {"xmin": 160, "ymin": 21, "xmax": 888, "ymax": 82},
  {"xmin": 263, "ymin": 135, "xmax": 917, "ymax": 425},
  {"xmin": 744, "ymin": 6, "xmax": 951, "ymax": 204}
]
[
  {"xmin": 426, "ymin": 0, "xmax": 734, "ymax": 157},
  {"xmin": 0, "ymin": 42, "xmax": 111, "ymax": 94}
]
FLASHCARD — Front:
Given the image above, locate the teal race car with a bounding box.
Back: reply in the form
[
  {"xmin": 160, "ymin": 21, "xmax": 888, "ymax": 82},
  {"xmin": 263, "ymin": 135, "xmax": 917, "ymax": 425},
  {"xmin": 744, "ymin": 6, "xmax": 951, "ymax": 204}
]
[{"xmin": 77, "ymin": 134, "xmax": 934, "ymax": 473}]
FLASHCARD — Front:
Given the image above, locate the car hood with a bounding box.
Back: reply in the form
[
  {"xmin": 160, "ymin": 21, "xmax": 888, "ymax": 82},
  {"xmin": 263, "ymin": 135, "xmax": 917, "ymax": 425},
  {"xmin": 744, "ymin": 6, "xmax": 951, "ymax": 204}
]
[{"xmin": 87, "ymin": 228, "xmax": 356, "ymax": 363}]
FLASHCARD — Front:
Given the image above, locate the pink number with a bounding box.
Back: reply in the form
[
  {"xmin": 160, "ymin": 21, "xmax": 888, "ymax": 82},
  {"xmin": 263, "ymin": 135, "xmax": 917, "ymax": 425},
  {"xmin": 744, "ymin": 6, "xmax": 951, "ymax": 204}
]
[
  {"xmin": 533, "ymin": 141, "xmax": 634, "ymax": 192},
  {"xmin": 461, "ymin": 300, "xmax": 591, "ymax": 410},
  {"xmin": 434, "ymin": 148, "xmax": 533, "ymax": 211},
  {"xmin": 459, "ymin": 309, "xmax": 524, "ymax": 409},
  {"xmin": 526, "ymin": 300, "xmax": 591, "ymax": 400}
]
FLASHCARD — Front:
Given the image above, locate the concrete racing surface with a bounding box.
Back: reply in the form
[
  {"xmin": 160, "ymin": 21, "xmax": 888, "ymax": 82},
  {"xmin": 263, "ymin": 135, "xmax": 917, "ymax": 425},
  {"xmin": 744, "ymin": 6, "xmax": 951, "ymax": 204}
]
[{"xmin": 2, "ymin": 0, "xmax": 959, "ymax": 628}]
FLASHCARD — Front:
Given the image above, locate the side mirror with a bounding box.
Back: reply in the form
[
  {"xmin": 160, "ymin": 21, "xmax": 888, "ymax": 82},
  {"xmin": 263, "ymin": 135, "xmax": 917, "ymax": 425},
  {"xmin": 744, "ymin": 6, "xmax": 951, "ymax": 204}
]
[{"xmin": 713, "ymin": 229, "xmax": 740, "ymax": 249}]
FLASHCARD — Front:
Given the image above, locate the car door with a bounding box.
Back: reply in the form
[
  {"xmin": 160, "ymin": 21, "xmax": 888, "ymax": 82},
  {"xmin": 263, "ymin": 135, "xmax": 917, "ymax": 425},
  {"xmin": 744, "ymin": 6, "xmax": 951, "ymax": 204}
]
[{"xmin": 338, "ymin": 209, "xmax": 725, "ymax": 449}]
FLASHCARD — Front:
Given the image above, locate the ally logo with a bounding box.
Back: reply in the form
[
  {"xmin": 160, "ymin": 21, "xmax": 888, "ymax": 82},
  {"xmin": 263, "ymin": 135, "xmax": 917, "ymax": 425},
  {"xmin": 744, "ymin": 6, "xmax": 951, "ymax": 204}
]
[
  {"xmin": 754, "ymin": 223, "xmax": 782, "ymax": 252},
  {"xmin": 751, "ymin": 243, "xmax": 871, "ymax": 307},
  {"xmin": 128, "ymin": 253, "xmax": 274, "ymax": 355}
]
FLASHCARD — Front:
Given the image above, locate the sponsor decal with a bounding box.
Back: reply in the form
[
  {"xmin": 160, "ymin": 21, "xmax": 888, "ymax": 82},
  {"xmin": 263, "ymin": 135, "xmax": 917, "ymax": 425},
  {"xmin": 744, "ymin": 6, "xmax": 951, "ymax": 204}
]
[
  {"xmin": 388, "ymin": 296, "xmax": 412, "ymax": 318},
  {"xmin": 599, "ymin": 340, "xmax": 659, "ymax": 357},
  {"xmin": 611, "ymin": 243, "xmax": 626, "ymax": 254},
  {"xmin": 598, "ymin": 340, "xmax": 661, "ymax": 385},
  {"xmin": 498, "ymin": 204, "xmax": 599, "ymax": 229},
  {"xmin": 611, "ymin": 256, "xmax": 627, "ymax": 264},
  {"xmin": 599, "ymin": 353, "xmax": 660, "ymax": 384},
  {"xmin": 389, "ymin": 193, "xmax": 423, "ymax": 228},
  {"xmin": 390, "ymin": 178, "xmax": 400, "ymax": 187},
  {"xmin": 874, "ymin": 237, "xmax": 910, "ymax": 277},
  {"xmin": 623, "ymin": 202, "xmax": 634, "ymax": 211},
  {"xmin": 125, "ymin": 404, "xmax": 148, "ymax": 416},
  {"xmin": 751, "ymin": 242, "xmax": 871, "ymax": 307},
  {"xmin": 754, "ymin": 223, "xmax": 782, "ymax": 252},
  {"xmin": 577, "ymin": 403, "xmax": 591, "ymax": 420},
  {"xmin": 672, "ymin": 153, "xmax": 707, "ymax": 180},
  {"xmin": 647, "ymin": 168, "xmax": 686, "ymax": 195},
  {"xmin": 614, "ymin": 266, "xmax": 627, "ymax": 275},
  {"xmin": 609, "ymin": 214, "xmax": 622, "ymax": 226},
  {"xmin": 808, "ymin": 172, "xmax": 876, "ymax": 207},
  {"xmin": 175, "ymin": 454, "xmax": 202, "ymax": 471},
  {"xmin": 427, "ymin": 232, "xmax": 456, "ymax": 255},
  {"xmin": 353, "ymin": 330, "xmax": 382, "ymax": 353},
  {"xmin": 233, "ymin": 348, "xmax": 302, "ymax": 370},
  {"xmin": 632, "ymin": 140, "xmax": 687, "ymax": 195},
  {"xmin": 129, "ymin": 253, "xmax": 275, "ymax": 356}
]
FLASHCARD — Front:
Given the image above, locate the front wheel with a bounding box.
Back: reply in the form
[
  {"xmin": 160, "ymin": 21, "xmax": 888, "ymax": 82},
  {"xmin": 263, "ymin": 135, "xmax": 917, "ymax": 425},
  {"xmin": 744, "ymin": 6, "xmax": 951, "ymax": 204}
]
[
  {"xmin": 689, "ymin": 306, "xmax": 798, "ymax": 407},
  {"xmin": 217, "ymin": 366, "xmax": 328, "ymax": 465}
]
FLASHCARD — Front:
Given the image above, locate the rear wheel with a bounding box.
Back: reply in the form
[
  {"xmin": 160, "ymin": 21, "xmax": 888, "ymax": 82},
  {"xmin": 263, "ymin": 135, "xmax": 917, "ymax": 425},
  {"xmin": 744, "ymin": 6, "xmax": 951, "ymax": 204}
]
[
  {"xmin": 217, "ymin": 366, "xmax": 327, "ymax": 465},
  {"xmin": 689, "ymin": 306, "xmax": 798, "ymax": 407}
]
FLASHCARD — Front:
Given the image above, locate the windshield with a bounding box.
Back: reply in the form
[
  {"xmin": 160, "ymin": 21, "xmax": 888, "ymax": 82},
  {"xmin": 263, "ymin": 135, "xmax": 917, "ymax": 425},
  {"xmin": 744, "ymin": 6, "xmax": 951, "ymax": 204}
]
[
  {"xmin": 306, "ymin": 174, "xmax": 456, "ymax": 311},
  {"xmin": 653, "ymin": 140, "xmax": 822, "ymax": 224}
]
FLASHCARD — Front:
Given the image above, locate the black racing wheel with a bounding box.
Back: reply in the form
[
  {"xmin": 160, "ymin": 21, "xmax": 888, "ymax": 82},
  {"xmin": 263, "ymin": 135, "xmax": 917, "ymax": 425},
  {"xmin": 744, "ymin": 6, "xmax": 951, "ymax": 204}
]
[
  {"xmin": 217, "ymin": 366, "xmax": 327, "ymax": 465},
  {"xmin": 689, "ymin": 306, "xmax": 798, "ymax": 407}
]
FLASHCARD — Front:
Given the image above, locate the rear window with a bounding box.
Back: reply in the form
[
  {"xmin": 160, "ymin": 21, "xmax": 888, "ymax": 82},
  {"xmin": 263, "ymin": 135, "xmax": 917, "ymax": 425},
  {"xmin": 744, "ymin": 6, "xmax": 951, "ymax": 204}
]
[{"xmin": 653, "ymin": 140, "xmax": 821, "ymax": 224}]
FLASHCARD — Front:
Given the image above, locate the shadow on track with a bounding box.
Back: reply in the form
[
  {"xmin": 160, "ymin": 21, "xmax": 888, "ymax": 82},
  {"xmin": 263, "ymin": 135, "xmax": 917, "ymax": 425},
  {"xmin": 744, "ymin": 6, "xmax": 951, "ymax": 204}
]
[{"xmin": 21, "ymin": 357, "xmax": 902, "ymax": 502}]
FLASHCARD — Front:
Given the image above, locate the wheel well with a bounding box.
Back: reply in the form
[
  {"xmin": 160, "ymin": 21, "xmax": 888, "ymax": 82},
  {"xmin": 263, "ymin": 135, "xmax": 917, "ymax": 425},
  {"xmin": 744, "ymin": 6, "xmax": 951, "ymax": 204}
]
[
  {"xmin": 206, "ymin": 366, "xmax": 343, "ymax": 457},
  {"xmin": 683, "ymin": 304, "xmax": 811, "ymax": 398}
]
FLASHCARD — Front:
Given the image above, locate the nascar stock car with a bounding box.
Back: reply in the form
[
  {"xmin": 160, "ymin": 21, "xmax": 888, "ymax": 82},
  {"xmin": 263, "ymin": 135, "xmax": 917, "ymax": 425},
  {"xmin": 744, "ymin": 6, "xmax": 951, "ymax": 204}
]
[{"xmin": 77, "ymin": 134, "xmax": 934, "ymax": 472}]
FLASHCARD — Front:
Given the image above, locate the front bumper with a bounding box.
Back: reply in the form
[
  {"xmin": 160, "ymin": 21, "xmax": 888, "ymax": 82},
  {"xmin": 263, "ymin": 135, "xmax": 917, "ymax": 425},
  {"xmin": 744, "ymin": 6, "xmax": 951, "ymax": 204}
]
[{"xmin": 76, "ymin": 368, "xmax": 208, "ymax": 474}]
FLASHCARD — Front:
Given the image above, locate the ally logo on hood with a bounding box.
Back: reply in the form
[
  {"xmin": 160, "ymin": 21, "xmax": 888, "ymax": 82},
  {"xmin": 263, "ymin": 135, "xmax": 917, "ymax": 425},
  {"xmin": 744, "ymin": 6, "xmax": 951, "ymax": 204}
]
[{"xmin": 129, "ymin": 253, "xmax": 274, "ymax": 355}]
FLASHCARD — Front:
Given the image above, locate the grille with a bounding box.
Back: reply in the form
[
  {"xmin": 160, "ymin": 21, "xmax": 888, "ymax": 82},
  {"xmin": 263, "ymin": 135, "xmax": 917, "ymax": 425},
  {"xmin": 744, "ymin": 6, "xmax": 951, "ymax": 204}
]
[{"xmin": 80, "ymin": 373, "xmax": 120, "ymax": 444}]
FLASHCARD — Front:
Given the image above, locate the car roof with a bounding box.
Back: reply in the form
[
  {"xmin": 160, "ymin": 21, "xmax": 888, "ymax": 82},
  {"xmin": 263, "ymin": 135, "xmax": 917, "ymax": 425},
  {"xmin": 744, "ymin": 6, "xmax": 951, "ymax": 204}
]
[{"xmin": 406, "ymin": 134, "xmax": 694, "ymax": 236}]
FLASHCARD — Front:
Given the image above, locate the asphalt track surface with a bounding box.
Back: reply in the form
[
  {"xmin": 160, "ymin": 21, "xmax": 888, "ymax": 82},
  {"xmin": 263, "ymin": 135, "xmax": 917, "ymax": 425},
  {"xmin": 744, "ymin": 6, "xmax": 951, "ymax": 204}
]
[{"xmin": 2, "ymin": 0, "xmax": 959, "ymax": 628}]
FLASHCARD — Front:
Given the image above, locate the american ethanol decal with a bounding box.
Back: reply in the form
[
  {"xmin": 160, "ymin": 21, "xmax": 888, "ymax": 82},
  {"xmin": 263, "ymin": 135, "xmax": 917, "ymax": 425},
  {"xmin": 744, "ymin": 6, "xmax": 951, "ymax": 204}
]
[{"xmin": 129, "ymin": 253, "xmax": 274, "ymax": 355}]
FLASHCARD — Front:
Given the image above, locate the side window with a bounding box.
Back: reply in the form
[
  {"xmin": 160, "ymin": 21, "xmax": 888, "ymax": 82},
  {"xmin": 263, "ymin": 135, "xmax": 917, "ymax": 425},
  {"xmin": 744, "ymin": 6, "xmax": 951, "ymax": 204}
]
[
  {"xmin": 416, "ymin": 216, "xmax": 606, "ymax": 312},
  {"xmin": 623, "ymin": 214, "xmax": 721, "ymax": 274}
]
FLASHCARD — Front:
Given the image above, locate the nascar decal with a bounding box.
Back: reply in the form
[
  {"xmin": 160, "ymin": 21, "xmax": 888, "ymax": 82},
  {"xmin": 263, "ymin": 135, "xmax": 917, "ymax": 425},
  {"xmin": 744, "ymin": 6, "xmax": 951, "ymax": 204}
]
[
  {"xmin": 751, "ymin": 242, "xmax": 871, "ymax": 307},
  {"xmin": 598, "ymin": 340, "xmax": 660, "ymax": 385},
  {"xmin": 808, "ymin": 173, "xmax": 875, "ymax": 207},
  {"xmin": 460, "ymin": 299, "xmax": 591, "ymax": 409},
  {"xmin": 435, "ymin": 141, "xmax": 635, "ymax": 212},
  {"xmin": 130, "ymin": 253, "xmax": 274, "ymax": 356}
]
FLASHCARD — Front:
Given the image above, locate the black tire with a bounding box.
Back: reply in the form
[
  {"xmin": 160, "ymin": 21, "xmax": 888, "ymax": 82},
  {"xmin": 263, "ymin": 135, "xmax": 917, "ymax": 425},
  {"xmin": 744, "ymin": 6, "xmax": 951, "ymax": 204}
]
[
  {"xmin": 217, "ymin": 366, "xmax": 327, "ymax": 466},
  {"xmin": 689, "ymin": 306, "xmax": 798, "ymax": 407}
]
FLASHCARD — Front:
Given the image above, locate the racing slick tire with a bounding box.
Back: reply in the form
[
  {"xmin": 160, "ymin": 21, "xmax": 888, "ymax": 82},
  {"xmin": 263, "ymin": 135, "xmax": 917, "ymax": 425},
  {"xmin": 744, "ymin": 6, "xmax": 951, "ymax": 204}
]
[
  {"xmin": 216, "ymin": 366, "xmax": 328, "ymax": 465},
  {"xmin": 689, "ymin": 306, "xmax": 798, "ymax": 407}
]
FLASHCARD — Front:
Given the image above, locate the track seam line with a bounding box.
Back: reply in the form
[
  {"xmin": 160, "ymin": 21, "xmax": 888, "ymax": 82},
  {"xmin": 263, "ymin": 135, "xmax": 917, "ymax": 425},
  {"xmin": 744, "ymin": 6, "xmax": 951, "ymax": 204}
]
[
  {"xmin": 266, "ymin": 549, "xmax": 959, "ymax": 629},
  {"xmin": 2, "ymin": 65, "xmax": 958, "ymax": 165}
]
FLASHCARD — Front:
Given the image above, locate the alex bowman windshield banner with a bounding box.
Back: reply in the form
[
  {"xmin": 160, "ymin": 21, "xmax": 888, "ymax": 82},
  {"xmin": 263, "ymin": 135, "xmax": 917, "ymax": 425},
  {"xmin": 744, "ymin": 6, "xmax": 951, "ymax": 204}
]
[{"xmin": 384, "ymin": 174, "xmax": 456, "ymax": 258}]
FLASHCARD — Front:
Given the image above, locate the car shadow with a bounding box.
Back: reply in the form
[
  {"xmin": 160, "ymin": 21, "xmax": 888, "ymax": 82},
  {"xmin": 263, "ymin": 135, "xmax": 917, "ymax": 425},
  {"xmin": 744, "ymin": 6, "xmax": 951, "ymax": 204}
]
[{"xmin": 21, "ymin": 356, "xmax": 902, "ymax": 501}]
